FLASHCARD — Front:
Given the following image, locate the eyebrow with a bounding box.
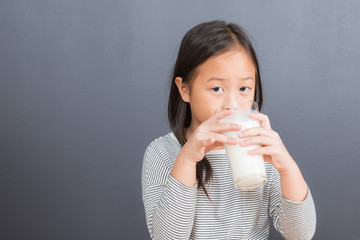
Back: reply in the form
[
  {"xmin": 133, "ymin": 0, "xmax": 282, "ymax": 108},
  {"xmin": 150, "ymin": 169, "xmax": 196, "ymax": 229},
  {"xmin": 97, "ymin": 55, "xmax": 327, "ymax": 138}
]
[{"xmin": 207, "ymin": 77, "xmax": 255, "ymax": 82}]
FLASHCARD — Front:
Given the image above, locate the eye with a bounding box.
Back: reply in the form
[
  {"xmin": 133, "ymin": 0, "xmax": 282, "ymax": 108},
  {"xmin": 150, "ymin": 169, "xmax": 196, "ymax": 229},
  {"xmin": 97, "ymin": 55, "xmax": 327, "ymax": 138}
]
[
  {"xmin": 240, "ymin": 86, "xmax": 250, "ymax": 92},
  {"xmin": 212, "ymin": 87, "xmax": 224, "ymax": 93}
]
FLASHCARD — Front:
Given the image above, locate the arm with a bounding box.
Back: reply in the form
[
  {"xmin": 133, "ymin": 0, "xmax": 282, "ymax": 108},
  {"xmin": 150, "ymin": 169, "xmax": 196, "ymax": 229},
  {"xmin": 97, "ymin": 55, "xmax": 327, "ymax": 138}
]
[
  {"xmin": 171, "ymin": 150, "xmax": 197, "ymax": 187},
  {"xmin": 142, "ymin": 143, "xmax": 197, "ymax": 240},
  {"xmin": 269, "ymin": 168, "xmax": 316, "ymax": 239},
  {"xmin": 143, "ymin": 110, "xmax": 240, "ymax": 239},
  {"xmin": 239, "ymin": 112, "xmax": 316, "ymax": 238},
  {"xmin": 279, "ymin": 159, "xmax": 308, "ymax": 202}
]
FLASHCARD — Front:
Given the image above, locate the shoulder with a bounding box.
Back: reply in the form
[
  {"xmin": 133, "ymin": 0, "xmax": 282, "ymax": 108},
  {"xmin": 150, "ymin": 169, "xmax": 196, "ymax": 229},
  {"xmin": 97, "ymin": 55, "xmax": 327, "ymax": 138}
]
[
  {"xmin": 146, "ymin": 132, "xmax": 180, "ymax": 149},
  {"xmin": 142, "ymin": 132, "xmax": 182, "ymax": 186},
  {"xmin": 145, "ymin": 132, "xmax": 181, "ymax": 155},
  {"xmin": 143, "ymin": 132, "xmax": 182, "ymax": 166}
]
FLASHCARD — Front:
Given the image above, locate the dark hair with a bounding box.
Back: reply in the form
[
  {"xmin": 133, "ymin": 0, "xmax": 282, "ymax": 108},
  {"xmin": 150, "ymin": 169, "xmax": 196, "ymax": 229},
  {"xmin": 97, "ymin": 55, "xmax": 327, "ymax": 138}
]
[{"xmin": 168, "ymin": 20, "xmax": 263, "ymax": 199}]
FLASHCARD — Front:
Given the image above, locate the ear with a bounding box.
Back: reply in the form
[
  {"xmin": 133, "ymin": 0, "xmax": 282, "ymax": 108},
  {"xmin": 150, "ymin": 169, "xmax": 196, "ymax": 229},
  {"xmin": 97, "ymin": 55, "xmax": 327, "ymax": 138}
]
[{"xmin": 175, "ymin": 77, "xmax": 190, "ymax": 103}]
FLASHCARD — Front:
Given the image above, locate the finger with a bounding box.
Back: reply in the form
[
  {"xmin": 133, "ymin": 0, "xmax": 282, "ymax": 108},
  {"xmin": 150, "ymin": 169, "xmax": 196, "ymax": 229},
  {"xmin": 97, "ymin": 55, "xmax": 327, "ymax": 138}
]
[
  {"xmin": 211, "ymin": 133, "xmax": 239, "ymax": 145},
  {"xmin": 249, "ymin": 112, "xmax": 272, "ymax": 129},
  {"xmin": 207, "ymin": 122, "xmax": 242, "ymax": 133},
  {"xmin": 207, "ymin": 142, "xmax": 224, "ymax": 149},
  {"xmin": 239, "ymin": 135, "xmax": 275, "ymax": 147},
  {"xmin": 206, "ymin": 109, "xmax": 234, "ymax": 124},
  {"xmin": 263, "ymin": 155, "xmax": 272, "ymax": 164},
  {"xmin": 247, "ymin": 146, "xmax": 274, "ymax": 156},
  {"xmin": 238, "ymin": 127, "xmax": 274, "ymax": 138},
  {"xmin": 204, "ymin": 142, "xmax": 225, "ymax": 153},
  {"xmin": 197, "ymin": 133, "xmax": 238, "ymax": 149}
]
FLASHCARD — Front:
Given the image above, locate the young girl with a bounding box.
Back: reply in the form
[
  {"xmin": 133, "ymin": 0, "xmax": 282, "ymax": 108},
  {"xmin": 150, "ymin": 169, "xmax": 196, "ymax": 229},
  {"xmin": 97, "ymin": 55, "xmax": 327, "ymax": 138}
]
[{"xmin": 142, "ymin": 20, "xmax": 316, "ymax": 239}]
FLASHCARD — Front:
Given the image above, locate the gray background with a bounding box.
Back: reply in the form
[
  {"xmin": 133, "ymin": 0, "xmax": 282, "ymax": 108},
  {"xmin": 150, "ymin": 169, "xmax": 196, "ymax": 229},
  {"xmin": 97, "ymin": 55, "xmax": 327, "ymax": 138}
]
[{"xmin": 1, "ymin": 0, "xmax": 359, "ymax": 239}]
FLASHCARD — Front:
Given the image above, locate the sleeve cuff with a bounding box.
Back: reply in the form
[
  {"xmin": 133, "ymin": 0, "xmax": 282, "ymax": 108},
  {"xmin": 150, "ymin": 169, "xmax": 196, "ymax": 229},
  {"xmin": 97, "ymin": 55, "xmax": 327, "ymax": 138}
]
[
  {"xmin": 280, "ymin": 187, "xmax": 312, "ymax": 206},
  {"xmin": 278, "ymin": 187, "xmax": 317, "ymax": 239}
]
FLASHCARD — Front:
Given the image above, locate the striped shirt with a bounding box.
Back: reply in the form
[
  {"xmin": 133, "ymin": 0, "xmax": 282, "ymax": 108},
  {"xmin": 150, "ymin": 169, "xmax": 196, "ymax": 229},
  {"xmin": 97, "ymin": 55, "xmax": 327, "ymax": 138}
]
[{"xmin": 142, "ymin": 132, "xmax": 316, "ymax": 239}]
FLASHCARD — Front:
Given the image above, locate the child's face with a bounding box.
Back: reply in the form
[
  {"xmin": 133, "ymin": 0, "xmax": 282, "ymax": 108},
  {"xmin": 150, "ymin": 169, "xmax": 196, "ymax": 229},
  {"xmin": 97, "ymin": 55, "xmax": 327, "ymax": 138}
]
[{"xmin": 188, "ymin": 49, "xmax": 256, "ymax": 129}]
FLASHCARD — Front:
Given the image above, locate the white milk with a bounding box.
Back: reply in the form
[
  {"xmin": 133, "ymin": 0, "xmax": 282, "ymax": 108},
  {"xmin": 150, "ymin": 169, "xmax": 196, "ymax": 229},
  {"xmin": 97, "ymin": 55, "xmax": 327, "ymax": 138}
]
[{"xmin": 219, "ymin": 118, "xmax": 267, "ymax": 189}]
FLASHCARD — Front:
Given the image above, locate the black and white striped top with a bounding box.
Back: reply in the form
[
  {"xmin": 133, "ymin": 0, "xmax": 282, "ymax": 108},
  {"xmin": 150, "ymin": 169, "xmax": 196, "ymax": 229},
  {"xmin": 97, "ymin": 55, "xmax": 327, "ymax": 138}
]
[{"xmin": 142, "ymin": 132, "xmax": 316, "ymax": 239}]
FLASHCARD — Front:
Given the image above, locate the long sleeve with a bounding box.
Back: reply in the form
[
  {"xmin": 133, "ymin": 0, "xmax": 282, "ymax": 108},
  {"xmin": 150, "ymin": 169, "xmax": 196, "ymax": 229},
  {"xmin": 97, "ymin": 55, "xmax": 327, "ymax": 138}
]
[
  {"xmin": 269, "ymin": 169, "xmax": 317, "ymax": 239},
  {"xmin": 142, "ymin": 140, "xmax": 197, "ymax": 239}
]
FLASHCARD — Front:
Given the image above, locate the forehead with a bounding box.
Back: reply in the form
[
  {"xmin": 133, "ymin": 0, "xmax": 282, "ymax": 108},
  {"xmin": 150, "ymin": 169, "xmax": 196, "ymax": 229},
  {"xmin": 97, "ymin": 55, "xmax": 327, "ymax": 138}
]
[{"xmin": 195, "ymin": 50, "xmax": 256, "ymax": 80}]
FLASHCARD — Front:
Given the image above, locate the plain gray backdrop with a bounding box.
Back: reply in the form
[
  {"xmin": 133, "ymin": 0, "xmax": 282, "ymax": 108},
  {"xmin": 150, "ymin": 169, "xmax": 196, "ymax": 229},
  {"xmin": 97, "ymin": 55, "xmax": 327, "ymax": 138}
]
[{"xmin": 1, "ymin": 0, "xmax": 359, "ymax": 239}]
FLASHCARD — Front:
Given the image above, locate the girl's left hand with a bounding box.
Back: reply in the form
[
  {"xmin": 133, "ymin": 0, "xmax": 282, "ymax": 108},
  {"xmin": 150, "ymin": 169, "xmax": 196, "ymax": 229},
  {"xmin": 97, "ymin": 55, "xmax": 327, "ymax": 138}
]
[{"xmin": 238, "ymin": 112, "xmax": 296, "ymax": 173}]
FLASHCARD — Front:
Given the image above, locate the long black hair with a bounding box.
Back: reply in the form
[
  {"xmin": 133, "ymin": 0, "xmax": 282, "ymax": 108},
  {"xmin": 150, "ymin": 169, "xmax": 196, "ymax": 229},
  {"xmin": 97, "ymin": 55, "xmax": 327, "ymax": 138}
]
[{"xmin": 168, "ymin": 20, "xmax": 263, "ymax": 199}]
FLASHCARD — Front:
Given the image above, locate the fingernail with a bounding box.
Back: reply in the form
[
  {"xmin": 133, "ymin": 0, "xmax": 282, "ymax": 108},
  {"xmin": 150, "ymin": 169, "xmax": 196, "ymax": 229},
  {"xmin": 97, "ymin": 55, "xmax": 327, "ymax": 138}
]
[
  {"xmin": 238, "ymin": 132, "xmax": 245, "ymax": 137},
  {"xmin": 233, "ymin": 124, "xmax": 242, "ymax": 129},
  {"xmin": 230, "ymin": 138, "xmax": 238, "ymax": 143},
  {"xmin": 239, "ymin": 140, "xmax": 246, "ymax": 146}
]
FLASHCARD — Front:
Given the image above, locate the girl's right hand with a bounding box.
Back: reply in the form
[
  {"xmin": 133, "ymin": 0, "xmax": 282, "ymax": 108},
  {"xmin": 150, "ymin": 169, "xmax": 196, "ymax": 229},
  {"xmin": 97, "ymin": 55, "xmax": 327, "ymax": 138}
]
[{"xmin": 181, "ymin": 110, "xmax": 243, "ymax": 164}]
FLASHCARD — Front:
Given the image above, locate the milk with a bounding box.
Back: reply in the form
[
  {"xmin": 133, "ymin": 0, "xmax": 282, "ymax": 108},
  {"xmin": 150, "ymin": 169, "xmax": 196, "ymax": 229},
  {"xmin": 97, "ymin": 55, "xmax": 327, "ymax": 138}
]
[{"xmin": 219, "ymin": 118, "xmax": 267, "ymax": 190}]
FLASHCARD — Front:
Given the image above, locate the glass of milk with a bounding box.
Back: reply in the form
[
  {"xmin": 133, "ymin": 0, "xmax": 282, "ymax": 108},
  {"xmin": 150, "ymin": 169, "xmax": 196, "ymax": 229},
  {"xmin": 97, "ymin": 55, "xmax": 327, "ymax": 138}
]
[{"xmin": 218, "ymin": 100, "xmax": 267, "ymax": 190}]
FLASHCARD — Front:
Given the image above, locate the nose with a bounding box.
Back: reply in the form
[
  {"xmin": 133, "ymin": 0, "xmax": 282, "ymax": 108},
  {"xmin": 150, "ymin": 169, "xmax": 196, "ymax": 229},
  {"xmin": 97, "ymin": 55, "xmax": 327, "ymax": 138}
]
[
  {"xmin": 222, "ymin": 93, "xmax": 241, "ymax": 110},
  {"xmin": 221, "ymin": 104, "xmax": 231, "ymax": 110},
  {"xmin": 219, "ymin": 102, "xmax": 237, "ymax": 111}
]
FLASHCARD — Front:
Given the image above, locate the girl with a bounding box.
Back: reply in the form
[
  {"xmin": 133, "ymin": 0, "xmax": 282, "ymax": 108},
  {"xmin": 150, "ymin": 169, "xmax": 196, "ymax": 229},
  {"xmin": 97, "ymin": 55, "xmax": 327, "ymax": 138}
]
[{"xmin": 142, "ymin": 20, "xmax": 316, "ymax": 239}]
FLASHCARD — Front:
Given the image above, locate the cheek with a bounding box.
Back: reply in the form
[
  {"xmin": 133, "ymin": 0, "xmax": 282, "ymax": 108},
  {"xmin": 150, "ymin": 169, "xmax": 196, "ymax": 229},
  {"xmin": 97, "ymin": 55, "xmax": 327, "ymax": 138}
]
[
  {"xmin": 203, "ymin": 105, "xmax": 217, "ymax": 120},
  {"xmin": 189, "ymin": 100, "xmax": 216, "ymax": 123},
  {"xmin": 191, "ymin": 104, "xmax": 214, "ymax": 123},
  {"xmin": 188, "ymin": 87, "xmax": 218, "ymax": 122}
]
